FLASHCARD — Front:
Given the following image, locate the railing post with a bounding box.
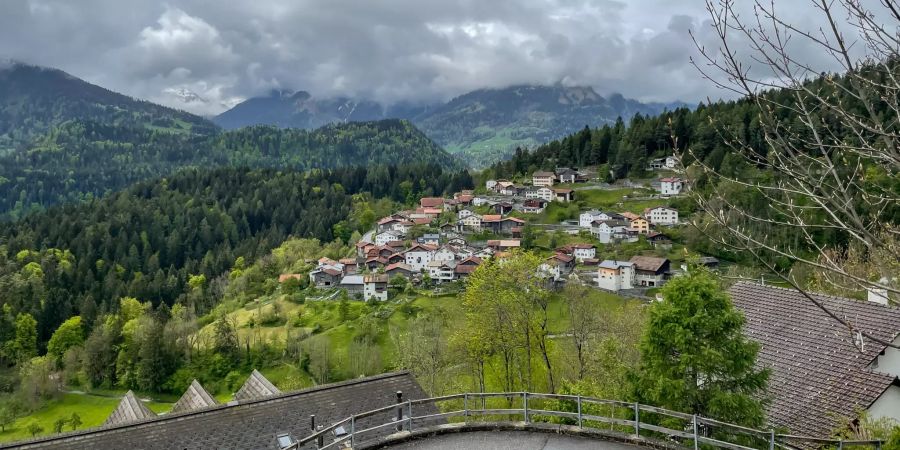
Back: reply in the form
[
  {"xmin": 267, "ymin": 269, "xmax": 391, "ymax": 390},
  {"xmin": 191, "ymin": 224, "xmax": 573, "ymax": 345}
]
[
  {"xmin": 838, "ymin": 440, "xmax": 843, "ymax": 450},
  {"xmin": 692, "ymin": 414, "xmax": 699, "ymax": 450},
  {"xmin": 350, "ymin": 415, "xmax": 355, "ymax": 448},
  {"xmin": 396, "ymin": 391, "xmax": 404, "ymax": 432},
  {"xmin": 464, "ymin": 393, "xmax": 469, "ymax": 420},
  {"xmin": 310, "ymin": 415, "xmax": 320, "ymax": 449},
  {"xmin": 577, "ymin": 395, "xmax": 583, "ymax": 428},
  {"xmin": 407, "ymin": 400, "xmax": 413, "ymax": 431},
  {"xmin": 633, "ymin": 402, "xmax": 640, "ymax": 436},
  {"xmin": 769, "ymin": 429, "xmax": 775, "ymax": 450},
  {"xmin": 523, "ymin": 392, "xmax": 529, "ymax": 424}
]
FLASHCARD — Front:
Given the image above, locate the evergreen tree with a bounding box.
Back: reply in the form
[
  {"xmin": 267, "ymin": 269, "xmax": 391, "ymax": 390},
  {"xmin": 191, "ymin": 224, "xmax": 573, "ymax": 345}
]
[{"xmin": 632, "ymin": 268, "xmax": 768, "ymax": 426}]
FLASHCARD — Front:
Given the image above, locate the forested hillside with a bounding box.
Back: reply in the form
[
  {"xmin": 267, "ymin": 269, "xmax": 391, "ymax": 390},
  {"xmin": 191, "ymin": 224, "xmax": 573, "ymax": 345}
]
[
  {"xmin": 0, "ymin": 62, "xmax": 216, "ymax": 152},
  {"xmin": 0, "ymin": 119, "xmax": 459, "ymax": 219},
  {"xmin": 0, "ymin": 165, "xmax": 472, "ymax": 343}
]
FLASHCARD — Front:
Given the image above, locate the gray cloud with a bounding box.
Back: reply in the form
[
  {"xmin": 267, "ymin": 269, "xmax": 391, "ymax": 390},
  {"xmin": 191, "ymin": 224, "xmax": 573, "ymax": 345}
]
[{"xmin": 0, "ymin": 0, "xmax": 879, "ymax": 115}]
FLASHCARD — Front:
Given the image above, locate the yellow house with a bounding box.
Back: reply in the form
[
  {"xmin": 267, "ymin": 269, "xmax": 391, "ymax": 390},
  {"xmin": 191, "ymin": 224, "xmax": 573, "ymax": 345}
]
[{"xmin": 630, "ymin": 217, "xmax": 650, "ymax": 234}]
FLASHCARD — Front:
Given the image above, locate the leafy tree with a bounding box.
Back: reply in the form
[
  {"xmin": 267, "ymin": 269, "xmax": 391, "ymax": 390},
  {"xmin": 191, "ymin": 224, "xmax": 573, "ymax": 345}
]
[
  {"xmin": 26, "ymin": 421, "xmax": 44, "ymax": 437},
  {"xmin": 0, "ymin": 406, "xmax": 15, "ymax": 432},
  {"xmin": 69, "ymin": 412, "xmax": 81, "ymax": 430},
  {"xmin": 53, "ymin": 417, "xmax": 68, "ymax": 433},
  {"xmin": 47, "ymin": 316, "xmax": 84, "ymax": 359},
  {"xmin": 212, "ymin": 316, "xmax": 239, "ymax": 363},
  {"xmin": 632, "ymin": 268, "xmax": 768, "ymax": 426},
  {"xmin": 11, "ymin": 313, "xmax": 38, "ymax": 363}
]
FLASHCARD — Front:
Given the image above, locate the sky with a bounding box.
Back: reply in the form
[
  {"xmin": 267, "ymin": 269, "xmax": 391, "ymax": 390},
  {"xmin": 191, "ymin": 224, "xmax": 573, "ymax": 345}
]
[{"xmin": 0, "ymin": 0, "xmax": 869, "ymax": 115}]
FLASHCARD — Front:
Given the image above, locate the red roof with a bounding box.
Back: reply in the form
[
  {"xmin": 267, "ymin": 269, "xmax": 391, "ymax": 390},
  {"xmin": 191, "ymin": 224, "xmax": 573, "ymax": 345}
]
[
  {"xmin": 385, "ymin": 241, "xmax": 405, "ymax": 248},
  {"xmin": 377, "ymin": 217, "xmax": 399, "ymax": 225},
  {"xmin": 356, "ymin": 241, "xmax": 372, "ymax": 248},
  {"xmin": 550, "ymin": 253, "xmax": 575, "ymax": 263},
  {"xmin": 339, "ymin": 258, "xmax": 357, "ymax": 265},
  {"xmin": 406, "ymin": 243, "xmax": 438, "ymax": 253},
  {"xmin": 322, "ymin": 268, "xmax": 342, "ymax": 276},
  {"xmin": 454, "ymin": 265, "xmax": 478, "ymax": 274},
  {"xmin": 503, "ymin": 217, "xmax": 525, "ymax": 224},
  {"xmin": 459, "ymin": 256, "xmax": 483, "ymax": 266},
  {"xmin": 413, "ymin": 217, "xmax": 432, "ymax": 225},
  {"xmin": 457, "ymin": 194, "xmax": 473, "ymax": 203},
  {"xmin": 385, "ymin": 262, "xmax": 414, "ymax": 273},
  {"xmin": 366, "ymin": 257, "xmax": 388, "ymax": 264},
  {"xmin": 482, "ymin": 214, "xmax": 502, "ymax": 222},
  {"xmin": 420, "ymin": 197, "xmax": 445, "ymax": 208}
]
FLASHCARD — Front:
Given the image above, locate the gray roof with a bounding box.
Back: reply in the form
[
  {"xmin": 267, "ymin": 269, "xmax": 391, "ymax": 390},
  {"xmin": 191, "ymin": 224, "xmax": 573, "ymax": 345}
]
[
  {"xmin": 597, "ymin": 260, "xmax": 633, "ymax": 269},
  {"xmin": 234, "ymin": 369, "xmax": 281, "ymax": 402},
  {"xmin": 340, "ymin": 275, "xmax": 365, "ymax": 286},
  {"xmin": 729, "ymin": 282, "xmax": 900, "ymax": 437},
  {"xmin": 3, "ymin": 371, "xmax": 433, "ymax": 450},
  {"xmin": 171, "ymin": 380, "xmax": 218, "ymax": 414},
  {"xmin": 103, "ymin": 391, "xmax": 156, "ymax": 426}
]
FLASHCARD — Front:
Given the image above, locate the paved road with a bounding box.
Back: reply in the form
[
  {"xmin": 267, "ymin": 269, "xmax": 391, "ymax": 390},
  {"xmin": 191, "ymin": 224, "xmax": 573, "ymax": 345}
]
[{"xmin": 380, "ymin": 431, "xmax": 642, "ymax": 450}]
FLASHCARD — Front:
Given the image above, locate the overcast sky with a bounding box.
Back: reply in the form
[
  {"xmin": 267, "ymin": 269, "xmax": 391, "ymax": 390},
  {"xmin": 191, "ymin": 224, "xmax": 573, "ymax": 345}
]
[{"xmin": 0, "ymin": 0, "xmax": 867, "ymax": 115}]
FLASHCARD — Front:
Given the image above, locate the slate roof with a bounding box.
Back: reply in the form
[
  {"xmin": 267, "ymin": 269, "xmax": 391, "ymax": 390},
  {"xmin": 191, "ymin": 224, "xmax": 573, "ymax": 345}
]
[
  {"xmin": 729, "ymin": 282, "xmax": 900, "ymax": 438},
  {"xmin": 234, "ymin": 369, "xmax": 281, "ymax": 402},
  {"xmin": 103, "ymin": 391, "xmax": 156, "ymax": 426},
  {"xmin": 4, "ymin": 372, "xmax": 433, "ymax": 450},
  {"xmin": 597, "ymin": 260, "xmax": 633, "ymax": 270},
  {"xmin": 171, "ymin": 380, "xmax": 218, "ymax": 414}
]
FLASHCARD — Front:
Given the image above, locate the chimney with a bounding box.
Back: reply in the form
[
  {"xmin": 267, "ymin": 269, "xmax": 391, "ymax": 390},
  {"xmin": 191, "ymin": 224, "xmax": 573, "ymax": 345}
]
[{"xmin": 867, "ymin": 288, "xmax": 889, "ymax": 306}]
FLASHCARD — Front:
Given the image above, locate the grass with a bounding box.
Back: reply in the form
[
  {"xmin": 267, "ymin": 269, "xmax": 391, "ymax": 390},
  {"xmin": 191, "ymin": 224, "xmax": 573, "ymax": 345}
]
[{"xmin": 0, "ymin": 392, "xmax": 171, "ymax": 443}]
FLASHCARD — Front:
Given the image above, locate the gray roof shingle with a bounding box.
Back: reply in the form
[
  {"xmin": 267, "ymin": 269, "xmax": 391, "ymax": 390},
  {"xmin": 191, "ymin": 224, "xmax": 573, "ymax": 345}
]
[
  {"xmin": 103, "ymin": 391, "xmax": 156, "ymax": 426},
  {"xmin": 2, "ymin": 371, "xmax": 433, "ymax": 450},
  {"xmin": 234, "ymin": 369, "xmax": 281, "ymax": 402},
  {"xmin": 170, "ymin": 379, "xmax": 218, "ymax": 414},
  {"xmin": 729, "ymin": 282, "xmax": 900, "ymax": 437}
]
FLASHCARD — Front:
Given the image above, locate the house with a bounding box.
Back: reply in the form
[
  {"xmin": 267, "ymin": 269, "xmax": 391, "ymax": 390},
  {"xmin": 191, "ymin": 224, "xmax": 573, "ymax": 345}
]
[
  {"xmin": 376, "ymin": 217, "xmax": 400, "ymax": 232},
  {"xmin": 556, "ymin": 168, "xmax": 578, "ymax": 184},
  {"xmin": 552, "ymin": 188, "xmax": 575, "ymax": 202},
  {"xmin": 729, "ymin": 282, "xmax": 900, "ymax": 437},
  {"xmin": 432, "ymin": 246, "xmax": 456, "ymax": 263},
  {"xmin": 309, "ymin": 267, "xmax": 342, "ymax": 287},
  {"xmin": 458, "ymin": 209, "xmax": 475, "ymax": 220},
  {"xmin": 364, "ymin": 257, "xmax": 388, "ymax": 271},
  {"xmin": 659, "ymin": 177, "xmax": 685, "ymax": 195},
  {"xmin": 356, "ymin": 241, "xmax": 375, "ymax": 258},
  {"xmin": 15, "ymin": 372, "xmax": 433, "ymax": 449},
  {"xmin": 420, "ymin": 197, "xmax": 445, "ymax": 209},
  {"xmin": 455, "ymin": 194, "xmax": 473, "ymax": 206},
  {"xmin": 404, "ymin": 244, "xmax": 437, "ymax": 272},
  {"xmin": 571, "ymin": 243, "xmax": 596, "ymax": 261},
  {"xmin": 375, "ymin": 230, "xmax": 403, "ymax": 246},
  {"xmin": 647, "ymin": 232, "xmax": 672, "ymax": 248},
  {"xmin": 426, "ymin": 260, "xmax": 457, "ymax": 283},
  {"xmin": 385, "ymin": 262, "xmax": 415, "ymax": 279},
  {"xmin": 645, "ymin": 206, "xmax": 679, "ymax": 225},
  {"xmin": 487, "ymin": 239, "xmax": 521, "ymax": 251},
  {"xmin": 486, "ymin": 180, "xmax": 498, "ymax": 190},
  {"xmin": 647, "ymin": 157, "xmax": 667, "ymax": 170},
  {"xmin": 392, "ymin": 220, "xmax": 414, "ymax": 234},
  {"xmin": 418, "ymin": 234, "xmax": 440, "ymax": 246},
  {"xmin": 596, "ymin": 260, "xmax": 634, "ymax": 291},
  {"xmin": 629, "ymin": 256, "xmax": 670, "ymax": 287},
  {"xmin": 629, "ymin": 217, "xmax": 650, "ymax": 234},
  {"xmin": 454, "ymin": 256, "xmax": 482, "ymax": 279},
  {"xmin": 536, "ymin": 187, "xmax": 554, "ymax": 202},
  {"xmin": 493, "ymin": 202, "xmax": 514, "ymax": 214},
  {"xmin": 697, "ymin": 256, "xmax": 720, "ymax": 269},
  {"xmin": 339, "ymin": 275, "xmax": 365, "ymax": 296},
  {"xmin": 522, "ymin": 199, "xmax": 546, "ymax": 214},
  {"xmin": 339, "ymin": 258, "xmax": 358, "ymax": 274},
  {"xmin": 459, "ymin": 214, "xmax": 483, "ymax": 232},
  {"xmin": 591, "ymin": 219, "xmax": 629, "ymax": 243},
  {"xmin": 482, "ymin": 216, "xmax": 525, "ymax": 235},
  {"xmin": 579, "ymin": 210, "xmax": 610, "ymax": 228},
  {"xmin": 532, "ymin": 171, "xmax": 555, "ymax": 187},
  {"xmin": 665, "ymin": 156, "xmax": 678, "ymax": 169},
  {"xmin": 386, "ymin": 253, "xmax": 405, "ymax": 264},
  {"xmin": 499, "ymin": 185, "xmax": 521, "ymax": 196},
  {"xmin": 542, "ymin": 253, "xmax": 576, "ymax": 281},
  {"xmin": 363, "ymin": 274, "xmax": 389, "ymax": 301},
  {"xmin": 472, "ymin": 196, "xmax": 490, "ymax": 206}
]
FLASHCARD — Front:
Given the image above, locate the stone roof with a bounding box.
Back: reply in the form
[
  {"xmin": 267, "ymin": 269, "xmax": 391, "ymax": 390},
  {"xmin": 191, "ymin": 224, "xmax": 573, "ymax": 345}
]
[
  {"xmin": 234, "ymin": 369, "xmax": 281, "ymax": 402},
  {"xmin": 6, "ymin": 372, "xmax": 432, "ymax": 450},
  {"xmin": 598, "ymin": 260, "xmax": 633, "ymax": 270},
  {"xmin": 171, "ymin": 380, "xmax": 218, "ymax": 414},
  {"xmin": 729, "ymin": 282, "xmax": 900, "ymax": 437},
  {"xmin": 533, "ymin": 171, "xmax": 555, "ymax": 177},
  {"xmin": 103, "ymin": 391, "xmax": 156, "ymax": 426},
  {"xmin": 628, "ymin": 256, "xmax": 669, "ymax": 273}
]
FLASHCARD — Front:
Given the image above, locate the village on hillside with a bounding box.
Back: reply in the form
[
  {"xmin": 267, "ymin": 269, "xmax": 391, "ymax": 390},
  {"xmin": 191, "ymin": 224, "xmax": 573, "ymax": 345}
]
[{"xmin": 295, "ymin": 166, "xmax": 711, "ymax": 302}]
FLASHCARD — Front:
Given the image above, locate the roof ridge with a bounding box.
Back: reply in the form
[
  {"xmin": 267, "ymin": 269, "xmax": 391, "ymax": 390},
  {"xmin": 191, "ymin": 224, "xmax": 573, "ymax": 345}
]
[{"xmin": 0, "ymin": 371, "xmax": 414, "ymax": 448}]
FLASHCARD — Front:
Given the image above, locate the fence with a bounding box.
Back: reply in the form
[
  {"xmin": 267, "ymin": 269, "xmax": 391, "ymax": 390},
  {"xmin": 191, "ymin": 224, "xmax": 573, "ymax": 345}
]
[{"xmin": 288, "ymin": 392, "xmax": 883, "ymax": 450}]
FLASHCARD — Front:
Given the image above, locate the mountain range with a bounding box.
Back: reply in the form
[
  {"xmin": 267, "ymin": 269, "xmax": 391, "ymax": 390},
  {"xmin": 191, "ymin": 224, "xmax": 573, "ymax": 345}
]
[
  {"xmin": 0, "ymin": 62, "xmax": 460, "ymax": 218},
  {"xmin": 213, "ymin": 85, "xmax": 687, "ymax": 166}
]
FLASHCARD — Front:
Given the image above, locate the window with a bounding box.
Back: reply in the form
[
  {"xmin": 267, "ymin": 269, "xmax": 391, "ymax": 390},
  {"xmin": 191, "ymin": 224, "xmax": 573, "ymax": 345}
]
[{"xmin": 276, "ymin": 434, "xmax": 296, "ymax": 449}]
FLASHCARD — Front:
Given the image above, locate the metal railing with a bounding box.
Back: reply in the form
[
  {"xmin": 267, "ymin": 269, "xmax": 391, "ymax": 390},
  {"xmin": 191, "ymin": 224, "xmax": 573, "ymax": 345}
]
[{"xmin": 288, "ymin": 392, "xmax": 883, "ymax": 450}]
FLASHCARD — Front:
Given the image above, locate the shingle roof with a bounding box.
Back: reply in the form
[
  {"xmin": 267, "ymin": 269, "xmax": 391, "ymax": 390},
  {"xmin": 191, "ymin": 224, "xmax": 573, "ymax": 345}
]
[
  {"xmin": 171, "ymin": 380, "xmax": 218, "ymax": 414},
  {"xmin": 729, "ymin": 282, "xmax": 900, "ymax": 437},
  {"xmin": 628, "ymin": 256, "xmax": 669, "ymax": 273},
  {"xmin": 103, "ymin": 391, "xmax": 156, "ymax": 426},
  {"xmin": 234, "ymin": 369, "xmax": 281, "ymax": 402},
  {"xmin": 5, "ymin": 372, "xmax": 432, "ymax": 450}
]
